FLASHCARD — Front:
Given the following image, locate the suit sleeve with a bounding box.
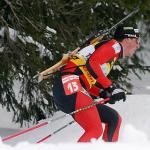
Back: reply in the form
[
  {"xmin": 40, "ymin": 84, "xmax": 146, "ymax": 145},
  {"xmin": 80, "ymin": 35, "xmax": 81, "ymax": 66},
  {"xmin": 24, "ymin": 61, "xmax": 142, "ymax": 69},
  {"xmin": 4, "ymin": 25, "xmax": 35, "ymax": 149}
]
[{"xmin": 88, "ymin": 41, "xmax": 122, "ymax": 88}]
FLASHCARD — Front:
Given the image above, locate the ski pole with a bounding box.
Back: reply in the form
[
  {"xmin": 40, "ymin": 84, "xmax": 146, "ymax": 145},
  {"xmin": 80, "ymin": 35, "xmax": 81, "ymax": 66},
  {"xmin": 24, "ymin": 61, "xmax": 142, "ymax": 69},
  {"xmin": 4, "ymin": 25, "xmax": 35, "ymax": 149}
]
[
  {"xmin": 2, "ymin": 98, "xmax": 109, "ymax": 142},
  {"xmin": 36, "ymin": 98, "xmax": 109, "ymax": 143},
  {"xmin": 36, "ymin": 120, "xmax": 75, "ymax": 143},
  {"xmin": 50, "ymin": 97, "xmax": 109, "ymax": 122},
  {"xmin": 2, "ymin": 122, "xmax": 48, "ymax": 142}
]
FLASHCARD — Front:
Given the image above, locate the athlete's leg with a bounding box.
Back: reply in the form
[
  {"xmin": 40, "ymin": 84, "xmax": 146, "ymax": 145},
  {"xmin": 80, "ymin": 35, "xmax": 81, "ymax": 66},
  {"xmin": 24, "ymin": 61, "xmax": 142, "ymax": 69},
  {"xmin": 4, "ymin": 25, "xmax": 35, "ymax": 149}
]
[
  {"xmin": 74, "ymin": 92, "xmax": 103, "ymax": 142},
  {"xmin": 96, "ymin": 104, "xmax": 122, "ymax": 142}
]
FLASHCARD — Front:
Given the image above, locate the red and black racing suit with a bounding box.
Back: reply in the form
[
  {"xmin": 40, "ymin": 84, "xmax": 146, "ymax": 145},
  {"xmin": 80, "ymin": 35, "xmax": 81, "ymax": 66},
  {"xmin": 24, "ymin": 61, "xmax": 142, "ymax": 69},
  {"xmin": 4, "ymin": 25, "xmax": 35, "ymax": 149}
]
[{"xmin": 52, "ymin": 39, "xmax": 123, "ymax": 142}]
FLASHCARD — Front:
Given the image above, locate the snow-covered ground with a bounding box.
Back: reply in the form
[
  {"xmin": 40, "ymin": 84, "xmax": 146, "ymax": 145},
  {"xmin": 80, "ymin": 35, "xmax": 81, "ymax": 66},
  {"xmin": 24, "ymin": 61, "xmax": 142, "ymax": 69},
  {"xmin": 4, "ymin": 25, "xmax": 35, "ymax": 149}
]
[{"xmin": 1, "ymin": 94, "xmax": 150, "ymax": 149}]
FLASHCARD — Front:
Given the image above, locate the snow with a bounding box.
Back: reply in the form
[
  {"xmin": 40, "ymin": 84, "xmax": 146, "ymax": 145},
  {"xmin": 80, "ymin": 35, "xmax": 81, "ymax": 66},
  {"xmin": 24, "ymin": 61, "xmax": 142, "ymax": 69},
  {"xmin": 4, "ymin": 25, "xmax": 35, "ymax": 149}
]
[
  {"xmin": 8, "ymin": 28, "xmax": 18, "ymax": 41},
  {"xmin": 0, "ymin": 26, "xmax": 53, "ymax": 59},
  {"xmin": 17, "ymin": 35, "xmax": 53, "ymax": 60},
  {"xmin": 0, "ymin": 47, "xmax": 4, "ymax": 52},
  {"xmin": 1, "ymin": 95, "xmax": 150, "ymax": 149},
  {"xmin": 0, "ymin": 28, "xmax": 5, "ymax": 52},
  {"xmin": 46, "ymin": 26, "xmax": 57, "ymax": 34},
  {"xmin": 0, "ymin": 141, "xmax": 150, "ymax": 150},
  {"xmin": 129, "ymin": 72, "xmax": 150, "ymax": 94}
]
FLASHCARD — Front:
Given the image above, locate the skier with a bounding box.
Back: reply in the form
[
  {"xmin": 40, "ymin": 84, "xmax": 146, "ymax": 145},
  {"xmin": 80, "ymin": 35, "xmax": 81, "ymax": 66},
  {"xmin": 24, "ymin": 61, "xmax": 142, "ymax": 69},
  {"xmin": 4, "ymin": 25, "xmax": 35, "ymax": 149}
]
[{"xmin": 42, "ymin": 25, "xmax": 140, "ymax": 142}]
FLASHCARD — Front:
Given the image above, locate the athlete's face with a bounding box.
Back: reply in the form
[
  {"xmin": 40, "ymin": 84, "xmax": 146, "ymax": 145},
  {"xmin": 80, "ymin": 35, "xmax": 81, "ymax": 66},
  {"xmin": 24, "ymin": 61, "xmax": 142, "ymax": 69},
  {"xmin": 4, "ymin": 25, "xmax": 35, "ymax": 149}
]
[{"xmin": 123, "ymin": 37, "xmax": 140, "ymax": 57}]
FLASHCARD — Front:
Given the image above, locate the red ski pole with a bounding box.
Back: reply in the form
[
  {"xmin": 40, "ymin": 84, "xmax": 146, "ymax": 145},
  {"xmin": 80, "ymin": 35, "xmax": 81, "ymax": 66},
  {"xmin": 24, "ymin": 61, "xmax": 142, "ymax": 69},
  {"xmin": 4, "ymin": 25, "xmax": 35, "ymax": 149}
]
[{"xmin": 2, "ymin": 122, "xmax": 48, "ymax": 142}]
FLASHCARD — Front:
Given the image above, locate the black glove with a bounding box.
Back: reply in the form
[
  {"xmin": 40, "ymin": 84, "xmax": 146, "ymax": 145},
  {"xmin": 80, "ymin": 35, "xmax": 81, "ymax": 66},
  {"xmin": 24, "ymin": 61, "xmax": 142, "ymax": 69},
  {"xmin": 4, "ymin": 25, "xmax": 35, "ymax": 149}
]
[{"xmin": 100, "ymin": 85, "xmax": 126, "ymax": 104}]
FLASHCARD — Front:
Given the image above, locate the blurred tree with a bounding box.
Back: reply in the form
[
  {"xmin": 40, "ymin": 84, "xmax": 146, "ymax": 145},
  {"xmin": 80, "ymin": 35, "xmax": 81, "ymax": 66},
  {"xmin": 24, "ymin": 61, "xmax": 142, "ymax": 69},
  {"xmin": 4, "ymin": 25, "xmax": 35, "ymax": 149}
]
[{"xmin": 0, "ymin": 0, "xmax": 150, "ymax": 125}]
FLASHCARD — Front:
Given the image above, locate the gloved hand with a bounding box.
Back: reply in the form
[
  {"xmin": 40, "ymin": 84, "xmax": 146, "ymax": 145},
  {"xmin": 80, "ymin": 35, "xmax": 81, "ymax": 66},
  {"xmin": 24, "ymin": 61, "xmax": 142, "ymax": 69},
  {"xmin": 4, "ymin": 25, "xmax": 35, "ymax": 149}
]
[{"xmin": 100, "ymin": 85, "xmax": 126, "ymax": 104}]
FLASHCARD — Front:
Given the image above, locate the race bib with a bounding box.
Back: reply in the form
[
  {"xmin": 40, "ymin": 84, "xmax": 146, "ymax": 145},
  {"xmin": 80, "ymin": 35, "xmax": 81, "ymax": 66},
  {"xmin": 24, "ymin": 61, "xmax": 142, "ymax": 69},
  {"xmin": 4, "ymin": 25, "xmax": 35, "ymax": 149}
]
[{"xmin": 62, "ymin": 75, "xmax": 82, "ymax": 95}]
